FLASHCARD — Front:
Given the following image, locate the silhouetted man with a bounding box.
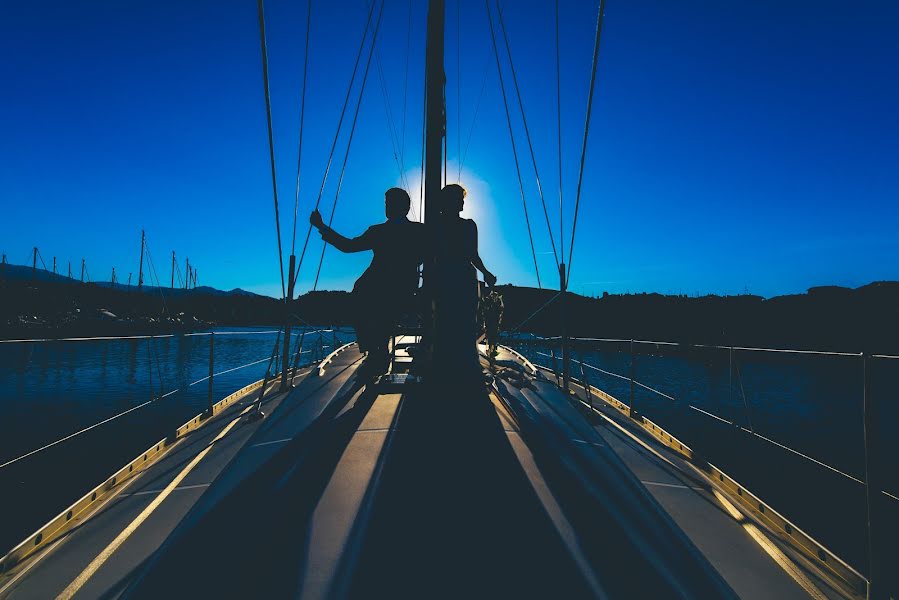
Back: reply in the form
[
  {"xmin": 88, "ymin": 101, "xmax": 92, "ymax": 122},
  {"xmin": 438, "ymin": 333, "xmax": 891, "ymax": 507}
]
[{"xmin": 310, "ymin": 187, "xmax": 424, "ymax": 376}]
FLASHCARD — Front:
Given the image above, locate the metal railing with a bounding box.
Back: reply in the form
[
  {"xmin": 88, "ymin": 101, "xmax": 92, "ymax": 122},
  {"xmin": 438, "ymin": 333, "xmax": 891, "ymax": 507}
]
[
  {"xmin": 504, "ymin": 333, "xmax": 898, "ymax": 597},
  {"xmin": 0, "ymin": 326, "xmax": 354, "ymax": 557}
]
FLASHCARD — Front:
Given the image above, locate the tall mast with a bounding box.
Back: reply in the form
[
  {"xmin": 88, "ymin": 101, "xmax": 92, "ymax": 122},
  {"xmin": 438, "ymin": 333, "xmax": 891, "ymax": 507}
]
[
  {"xmin": 171, "ymin": 251, "xmax": 176, "ymax": 288},
  {"xmin": 422, "ymin": 0, "xmax": 446, "ymax": 367},
  {"xmin": 137, "ymin": 230, "xmax": 145, "ymax": 290},
  {"xmin": 424, "ymin": 0, "xmax": 445, "ymax": 227}
]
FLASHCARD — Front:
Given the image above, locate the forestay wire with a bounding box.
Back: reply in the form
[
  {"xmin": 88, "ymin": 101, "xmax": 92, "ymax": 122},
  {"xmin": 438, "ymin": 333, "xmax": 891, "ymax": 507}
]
[
  {"xmin": 566, "ymin": 0, "xmax": 606, "ymax": 283},
  {"xmin": 256, "ymin": 0, "xmax": 287, "ymax": 301},
  {"xmin": 291, "ymin": 0, "xmax": 313, "ymax": 256},
  {"xmin": 555, "ymin": 0, "xmax": 564, "ymax": 266}
]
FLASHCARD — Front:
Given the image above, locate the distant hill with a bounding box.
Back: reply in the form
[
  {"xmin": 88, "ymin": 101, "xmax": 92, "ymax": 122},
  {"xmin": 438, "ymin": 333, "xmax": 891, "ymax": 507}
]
[
  {"xmin": 2, "ymin": 263, "xmax": 896, "ymax": 351},
  {"xmin": 492, "ymin": 281, "xmax": 899, "ymax": 353},
  {"xmin": 0, "ymin": 264, "xmax": 261, "ymax": 298},
  {"xmin": 0, "ymin": 265, "xmax": 333, "ymax": 339}
]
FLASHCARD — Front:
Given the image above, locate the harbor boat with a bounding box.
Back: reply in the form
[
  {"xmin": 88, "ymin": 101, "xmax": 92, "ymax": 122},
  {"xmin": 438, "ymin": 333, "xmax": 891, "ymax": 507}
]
[{"xmin": 0, "ymin": 1, "xmax": 893, "ymax": 598}]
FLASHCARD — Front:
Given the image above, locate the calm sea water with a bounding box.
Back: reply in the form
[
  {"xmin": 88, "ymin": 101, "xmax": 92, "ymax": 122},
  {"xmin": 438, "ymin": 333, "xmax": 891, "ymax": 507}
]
[
  {"xmin": 0, "ymin": 326, "xmax": 353, "ymax": 554},
  {"xmin": 514, "ymin": 340, "xmax": 899, "ymax": 574}
]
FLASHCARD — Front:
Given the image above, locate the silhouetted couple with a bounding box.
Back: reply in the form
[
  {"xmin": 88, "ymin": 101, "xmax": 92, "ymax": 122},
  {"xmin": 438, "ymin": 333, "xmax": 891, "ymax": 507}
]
[{"xmin": 310, "ymin": 184, "xmax": 495, "ymax": 377}]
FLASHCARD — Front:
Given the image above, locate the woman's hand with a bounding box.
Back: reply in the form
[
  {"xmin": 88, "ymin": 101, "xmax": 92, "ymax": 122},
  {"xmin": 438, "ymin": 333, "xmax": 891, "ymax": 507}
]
[
  {"xmin": 309, "ymin": 209, "xmax": 324, "ymax": 230},
  {"xmin": 484, "ymin": 272, "xmax": 497, "ymax": 287}
]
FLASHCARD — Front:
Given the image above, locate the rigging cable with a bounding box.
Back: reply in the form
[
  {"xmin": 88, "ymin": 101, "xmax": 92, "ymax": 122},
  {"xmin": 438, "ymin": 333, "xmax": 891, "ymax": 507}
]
[
  {"xmin": 566, "ymin": 0, "xmax": 607, "ymax": 282},
  {"xmin": 459, "ymin": 2, "xmax": 515, "ymax": 176},
  {"xmin": 459, "ymin": 49, "xmax": 491, "ymax": 176},
  {"xmin": 457, "ymin": 0, "xmax": 461, "ymax": 182},
  {"xmin": 314, "ymin": 0, "xmax": 385, "ymax": 287},
  {"xmin": 294, "ymin": 0, "xmax": 379, "ymax": 285},
  {"xmin": 555, "ymin": 0, "xmax": 564, "ymax": 264},
  {"xmin": 374, "ymin": 50, "xmax": 416, "ymax": 219},
  {"xmin": 485, "ymin": 0, "xmax": 543, "ymax": 288},
  {"xmin": 417, "ymin": 66, "xmax": 427, "ymax": 221},
  {"xmin": 293, "ymin": 0, "xmax": 385, "ymax": 370},
  {"xmin": 495, "ymin": 0, "xmax": 559, "ymax": 269},
  {"xmin": 256, "ymin": 0, "xmax": 287, "ymax": 301},
  {"xmin": 36, "ymin": 249, "xmax": 48, "ymax": 271},
  {"xmin": 400, "ymin": 0, "xmax": 413, "ymax": 162},
  {"xmin": 142, "ymin": 240, "xmax": 170, "ymax": 317},
  {"xmin": 291, "ymin": 0, "xmax": 314, "ymax": 257}
]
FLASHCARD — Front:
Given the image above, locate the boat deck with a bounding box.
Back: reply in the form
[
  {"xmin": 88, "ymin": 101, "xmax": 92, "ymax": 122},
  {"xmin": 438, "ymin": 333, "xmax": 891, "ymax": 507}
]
[
  {"xmin": 489, "ymin": 347, "xmax": 849, "ymax": 600},
  {"xmin": 0, "ymin": 341, "xmax": 856, "ymax": 599}
]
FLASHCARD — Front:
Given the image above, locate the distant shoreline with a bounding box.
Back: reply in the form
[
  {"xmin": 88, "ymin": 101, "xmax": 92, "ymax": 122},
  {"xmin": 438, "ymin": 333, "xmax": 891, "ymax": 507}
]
[{"xmin": 2, "ymin": 267, "xmax": 897, "ymax": 353}]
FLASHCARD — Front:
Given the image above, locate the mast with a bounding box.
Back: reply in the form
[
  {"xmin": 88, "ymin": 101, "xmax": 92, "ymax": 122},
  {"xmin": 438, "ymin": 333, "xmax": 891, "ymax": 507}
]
[
  {"xmin": 422, "ymin": 0, "xmax": 446, "ymax": 368},
  {"xmin": 80, "ymin": 258, "xmax": 85, "ymax": 282},
  {"xmin": 185, "ymin": 258, "xmax": 190, "ymax": 290},
  {"xmin": 137, "ymin": 230, "xmax": 145, "ymax": 290},
  {"xmin": 32, "ymin": 247, "xmax": 37, "ymax": 279},
  {"xmin": 171, "ymin": 251, "xmax": 176, "ymax": 288}
]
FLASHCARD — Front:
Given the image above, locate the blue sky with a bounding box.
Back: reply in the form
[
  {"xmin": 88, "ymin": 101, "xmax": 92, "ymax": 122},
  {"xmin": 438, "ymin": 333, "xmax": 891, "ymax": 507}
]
[{"xmin": 1, "ymin": 0, "xmax": 897, "ymax": 298}]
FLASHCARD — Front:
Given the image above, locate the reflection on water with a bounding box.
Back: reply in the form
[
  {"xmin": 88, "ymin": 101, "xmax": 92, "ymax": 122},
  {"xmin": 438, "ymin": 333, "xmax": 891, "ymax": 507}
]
[
  {"xmin": 515, "ymin": 340, "xmax": 898, "ymax": 573},
  {"xmin": 0, "ymin": 326, "xmax": 353, "ymax": 554}
]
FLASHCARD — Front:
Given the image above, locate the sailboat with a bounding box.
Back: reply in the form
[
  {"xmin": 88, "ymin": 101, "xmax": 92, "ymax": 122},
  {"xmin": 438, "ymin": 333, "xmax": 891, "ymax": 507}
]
[{"xmin": 0, "ymin": 1, "xmax": 884, "ymax": 598}]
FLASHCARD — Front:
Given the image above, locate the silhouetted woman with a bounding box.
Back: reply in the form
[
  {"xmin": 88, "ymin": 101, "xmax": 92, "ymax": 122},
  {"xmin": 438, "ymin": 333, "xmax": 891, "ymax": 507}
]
[{"xmin": 434, "ymin": 184, "xmax": 497, "ymax": 372}]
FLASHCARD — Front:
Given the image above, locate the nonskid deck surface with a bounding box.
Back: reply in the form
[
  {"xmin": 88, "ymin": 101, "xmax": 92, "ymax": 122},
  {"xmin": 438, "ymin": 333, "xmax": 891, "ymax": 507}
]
[
  {"xmin": 118, "ymin": 350, "xmax": 737, "ymax": 598},
  {"xmin": 119, "ymin": 372, "xmax": 604, "ymax": 598},
  {"xmin": 490, "ymin": 347, "xmax": 851, "ymax": 600},
  {"xmin": 0, "ymin": 347, "xmax": 362, "ymax": 600}
]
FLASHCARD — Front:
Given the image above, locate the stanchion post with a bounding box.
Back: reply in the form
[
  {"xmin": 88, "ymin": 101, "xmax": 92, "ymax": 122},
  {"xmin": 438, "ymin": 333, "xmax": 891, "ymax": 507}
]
[
  {"xmin": 729, "ymin": 345, "xmax": 737, "ymax": 427},
  {"xmin": 249, "ymin": 330, "xmax": 281, "ymax": 422},
  {"xmin": 390, "ymin": 333, "xmax": 397, "ymax": 373},
  {"xmin": 861, "ymin": 353, "xmax": 885, "ymax": 600},
  {"xmin": 207, "ymin": 332, "xmax": 215, "ymax": 416},
  {"xmin": 550, "ymin": 348, "xmax": 561, "ymax": 385},
  {"xmin": 629, "ymin": 339, "xmax": 637, "ymax": 419},
  {"xmin": 560, "ymin": 263, "xmax": 570, "ymax": 393},
  {"xmin": 579, "ymin": 353, "xmax": 593, "ymax": 409}
]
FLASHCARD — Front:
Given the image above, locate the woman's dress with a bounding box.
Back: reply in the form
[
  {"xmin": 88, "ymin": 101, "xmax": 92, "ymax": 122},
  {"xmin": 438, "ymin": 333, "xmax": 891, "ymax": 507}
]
[{"xmin": 434, "ymin": 217, "xmax": 481, "ymax": 373}]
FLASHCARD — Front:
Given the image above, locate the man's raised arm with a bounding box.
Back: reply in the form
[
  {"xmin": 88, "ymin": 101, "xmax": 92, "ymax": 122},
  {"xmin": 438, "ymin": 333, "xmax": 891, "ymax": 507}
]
[{"xmin": 310, "ymin": 209, "xmax": 373, "ymax": 253}]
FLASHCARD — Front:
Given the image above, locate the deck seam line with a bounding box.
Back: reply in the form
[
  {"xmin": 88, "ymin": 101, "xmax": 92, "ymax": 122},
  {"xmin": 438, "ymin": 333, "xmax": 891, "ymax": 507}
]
[
  {"xmin": 55, "ymin": 405, "xmax": 252, "ymax": 600},
  {"xmin": 249, "ymin": 437, "xmax": 294, "ymax": 448},
  {"xmin": 0, "ymin": 436, "xmax": 185, "ymax": 598},
  {"xmin": 640, "ymin": 480, "xmax": 705, "ymax": 491},
  {"xmin": 118, "ymin": 483, "xmax": 211, "ymax": 498}
]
